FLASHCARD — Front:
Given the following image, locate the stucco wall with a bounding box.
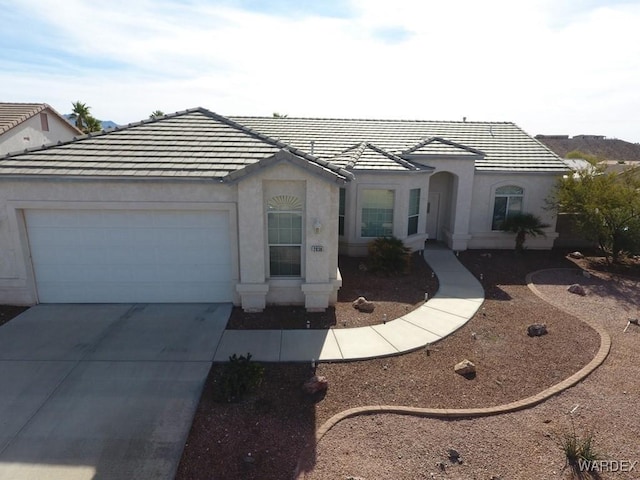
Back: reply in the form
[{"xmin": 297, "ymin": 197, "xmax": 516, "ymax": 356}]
[
  {"xmin": 235, "ymin": 159, "xmax": 341, "ymax": 310},
  {"xmin": 339, "ymin": 171, "xmax": 431, "ymax": 256},
  {"xmin": 0, "ymin": 177, "xmax": 239, "ymax": 305},
  {"xmin": 467, "ymin": 171, "xmax": 561, "ymax": 249},
  {"xmin": 0, "ymin": 110, "xmax": 78, "ymax": 156}
]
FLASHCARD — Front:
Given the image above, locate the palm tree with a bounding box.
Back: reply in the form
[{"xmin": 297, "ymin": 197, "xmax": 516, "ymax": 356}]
[
  {"xmin": 150, "ymin": 110, "xmax": 165, "ymax": 119},
  {"xmin": 70, "ymin": 101, "xmax": 91, "ymax": 131},
  {"xmin": 85, "ymin": 115, "xmax": 102, "ymax": 132},
  {"xmin": 500, "ymin": 213, "xmax": 550, "ymax": 253}
]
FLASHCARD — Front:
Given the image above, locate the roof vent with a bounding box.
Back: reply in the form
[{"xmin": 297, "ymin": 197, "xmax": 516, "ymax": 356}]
[{"xmin": 463, "ymin": 116, "xmax": 467, "ymax": 122}]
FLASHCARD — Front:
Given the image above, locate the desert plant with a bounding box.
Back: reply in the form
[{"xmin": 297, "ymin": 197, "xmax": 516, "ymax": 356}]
[
  {"xmin": 561, "ymin": 419, "xmax": 602, "ymax": 478},
  {"xmin": 217, "ymin": 353, "xmax": 265, "ymax": 403},
  {"xmin": 367, "ymin": 236, "xmax": 411, "ymax": 275},
  {"xmin": 500, "ymin": 212, "xmax": 549, "ymax": 253},
  {"xmin": 549, "ymin": 164, "xmax": 640, "ymax": 263}
]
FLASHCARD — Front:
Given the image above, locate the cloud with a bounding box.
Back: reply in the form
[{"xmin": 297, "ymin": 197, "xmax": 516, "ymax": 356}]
[{"xmin": 1, "ymin": 0, "xmax": 639, "ymax": 141}]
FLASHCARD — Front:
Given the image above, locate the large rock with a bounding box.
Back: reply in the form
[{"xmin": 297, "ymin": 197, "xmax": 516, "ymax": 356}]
[
  {"xmin": 527, "ymin": 323, "xmax": 548, "ymax": 337},
  {"xmin": 568, "ymin": 284, "xmax": 587, "ymax": 296},
  {"xmin": 302, "ymin": 375, "xmax": 328, "ymax": 395},
  {"xmin": 352, "ymin": 296, "xmax": 375, "ymax": 313},
  {"xmin": 454, "ymin": 359, "xmax": 476, "ymax": 376}
]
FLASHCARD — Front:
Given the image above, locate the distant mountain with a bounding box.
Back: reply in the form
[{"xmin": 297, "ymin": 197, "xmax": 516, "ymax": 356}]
[
  {"xmin": 536, "ymin": 134, "xmax": 640, "ymax": 162},
  {"xmin": 63, "ymin": 114, "xmax": 118, "ymax": 131}
]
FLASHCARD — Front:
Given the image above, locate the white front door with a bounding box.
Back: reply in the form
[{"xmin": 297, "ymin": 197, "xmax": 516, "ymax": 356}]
[
  {"xmin": 426, "ymin": 192, "xmax": 440, "ymax": 240},
  {"xmin": 25, "ymin": 209, "xmax": 233, "ymax": 303}
]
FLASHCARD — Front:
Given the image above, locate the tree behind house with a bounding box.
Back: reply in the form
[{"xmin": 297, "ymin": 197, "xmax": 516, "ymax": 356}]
[
  {"xmin": 550, "ymin": 165, "xmax": 640, "ymax": 263},
  {"xmin": 69, "ymin": 101, "xmax": 102, "ymax": 134}
]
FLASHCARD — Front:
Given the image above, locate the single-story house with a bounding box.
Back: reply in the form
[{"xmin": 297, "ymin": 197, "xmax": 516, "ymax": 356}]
[
  {"xmin": 0, "ymin": 108, "xmax": 567, "ymax": 311},
  {"xmin": 0, "ymin": 103, "xmax": 82, "ymax": 156}
]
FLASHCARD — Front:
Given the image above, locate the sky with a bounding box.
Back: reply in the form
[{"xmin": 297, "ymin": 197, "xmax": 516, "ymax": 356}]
[{"xmin": 1, "ymin": 0, "xmax": 640, "ymax": 142}]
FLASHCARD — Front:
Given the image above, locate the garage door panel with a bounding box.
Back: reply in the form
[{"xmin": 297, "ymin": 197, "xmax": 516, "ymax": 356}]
[{"xmin": 25, "ymin": 209, "xmax": 233, "ymax": 303}]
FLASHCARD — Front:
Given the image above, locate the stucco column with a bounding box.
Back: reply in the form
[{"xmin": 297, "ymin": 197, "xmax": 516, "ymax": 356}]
[
  {"xmin": 236, "ymin": 177, "xmax": 269, "ymax": 311},
  {"xmin": 450, "ymin": 171, "xmax": 473, "ymax": 251},
  {"xmin": 302, "ymin": 180, "xmax": 341, "ymax": 311}
]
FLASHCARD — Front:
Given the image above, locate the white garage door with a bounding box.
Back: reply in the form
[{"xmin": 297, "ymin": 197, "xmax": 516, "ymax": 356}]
[{"xmin": 25, "ymin": 209, "xmax": 233, "ymax": 303}]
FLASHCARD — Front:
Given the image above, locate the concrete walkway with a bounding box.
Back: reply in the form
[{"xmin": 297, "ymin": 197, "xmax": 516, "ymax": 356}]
[{"xmin": 214, "ymin": 248, "xmax": 484, "ymax": 362}]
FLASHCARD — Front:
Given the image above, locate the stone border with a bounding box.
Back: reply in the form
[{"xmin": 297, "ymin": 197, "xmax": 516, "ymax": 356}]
[{"xmin": 293, "ymin": 268, "xmax": 611, "ymax": 479}]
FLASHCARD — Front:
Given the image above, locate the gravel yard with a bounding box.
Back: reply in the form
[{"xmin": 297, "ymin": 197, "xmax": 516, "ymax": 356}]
[
  {"xmin": 300, "ymin": 254, "xmax": 640, "ymax": 480},
  {"xmin": 176, "ymin": 249, "xmax": 628, "ymax": 480}
]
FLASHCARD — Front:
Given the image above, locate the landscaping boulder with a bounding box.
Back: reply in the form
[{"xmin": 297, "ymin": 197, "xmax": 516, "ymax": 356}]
[
  {"xmin": 568, "ymin": 284, "xmax": 587, "ymax": 296},
  {"xmin": 454, "ymin": 359, "xmax": 476, "ymax": 376},
  {"xmin": 527, "ymin": 323, "xmax": 548, "ymax": 337},
  {"xmin": 568, "ymin": 251, "xmax": 584, "ymax": 259},
  {"xmin": 447, "ymin": 448, "xmax": 462, "ymax": 464},
  {"xmin": 302, "ymin": 375, "xmax": 328, "ymax": 395},
  {"xmin": 352, "ymin": 296, "xmax": 375, "ymax": 313}
]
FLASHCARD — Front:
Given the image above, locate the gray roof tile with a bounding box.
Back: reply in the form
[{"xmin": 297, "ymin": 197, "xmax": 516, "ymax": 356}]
[
  {"xmin": 0, "ymin": 108, "xmax": 350, "ymax": 180},
  {"xmin": 0, "ymin": 108, "xmax": 567, "ymax": 178},
  {"xmin": 231, "ymin": 116, "xmax": 567, "ymax": 172}
]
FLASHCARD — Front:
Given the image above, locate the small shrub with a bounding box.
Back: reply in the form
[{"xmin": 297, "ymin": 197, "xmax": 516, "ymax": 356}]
[
  {"xmin": 217, "ymin": 353, "xmax": 265, "ymax": 403},
  {"xmin": 561, "ymin": 419, "xmax": 602, "ymax": 478},
  {"xmin": 367, "ymin": 236, "xmax": 411, "ymax": 275}
]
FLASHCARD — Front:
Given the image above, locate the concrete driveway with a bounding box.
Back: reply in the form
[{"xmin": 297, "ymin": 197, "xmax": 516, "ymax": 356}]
[{"xmin": 0, "ymin": 303, "xmax": 230, "ymax": 480}]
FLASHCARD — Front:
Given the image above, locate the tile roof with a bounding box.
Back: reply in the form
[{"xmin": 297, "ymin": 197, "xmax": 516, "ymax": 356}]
[
  {"xmin": 0, "ymin": 103, "xmax": 48, "ymax": 135},
  {"xmin": 330, "ymin": 142, "xmax": 429, "ymax": 171},
  {"xmin": 0, "ymin": 102, "xmax": 81, "ymax": 137},
  {"xmin": 0, "ymin": 108, "xmax": 350, "ymax": 181},
  {"xmin": 0, "ymin": 108, "xmax": 567, "ymax": 179},
  {"xmin": 230, "ymin": 116, "xmax": 568, "ymax": 172}
]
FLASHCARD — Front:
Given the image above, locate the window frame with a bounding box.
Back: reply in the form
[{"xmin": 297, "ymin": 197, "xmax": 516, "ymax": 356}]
[
  {"xmin": 338, "ymin": 188, "xmax": 346, "ymax": 236},
  {"xmin": 267, "ymin": 196, "xmax": 303, "ymax": 278},
  {"xmin": 360, "ymin": 188, "xmax": 395, "ymax": 238},
  {"xmin": 491, "ymin": 185, "xmax": 524, "ymax": 230},
  {"xmin": 407, "ymin": 188, "xmax": 420, "ymax": 236}
]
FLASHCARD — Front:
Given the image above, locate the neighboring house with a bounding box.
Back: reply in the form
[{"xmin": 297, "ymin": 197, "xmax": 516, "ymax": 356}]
[
  {"xmin": 0, "ymin": 108, "xmax": 567, "ymax": 311},
  {"xmin": 0, "ymin": 103, "xmax": 82, "ymax": 156}
]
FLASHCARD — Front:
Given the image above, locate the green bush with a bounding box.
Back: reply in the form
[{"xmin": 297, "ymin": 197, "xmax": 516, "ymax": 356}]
[
  {"xmin": 367, "ymin": 236, "xmax": 411, "ymax": 275},
  {"xmin": 217, "ymin": 353, "xmax": 265, "ymax": 403}
]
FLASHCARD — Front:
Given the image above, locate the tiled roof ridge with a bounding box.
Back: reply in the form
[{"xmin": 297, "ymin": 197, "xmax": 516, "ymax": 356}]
[
  {"xmin": 334, "ymin": 141, "xmax": 417, "ymax": 171},
  {"xmin": 230, "ymin": 115, "xmax": 514, "ymax": 125},
  {"xmin": 0, "ymin": 103, "xmax": 47, "ymax": 135},
  {"xmin": 2, "ymin": 107, "xmax": 356, "ymax": 180},
  {"xmin": 362, "ymin": 142, "xmax": 418, "ymax": 170},
  {"xmin": 199, "ymin": 109, "xmax": 354, "ymax": 180},
  {"xmin": 402, "ymin": 136, "xmax": 486, "ymax": 157}
]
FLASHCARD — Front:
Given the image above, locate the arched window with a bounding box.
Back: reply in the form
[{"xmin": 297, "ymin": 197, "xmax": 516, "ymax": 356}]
[
  {"xmin": 267, "ymin": 195, "xmax": 302, "ymax": 277},
  {"xmin": 492, "ymin": 185, "xmax": 523, "ymax": 230}
]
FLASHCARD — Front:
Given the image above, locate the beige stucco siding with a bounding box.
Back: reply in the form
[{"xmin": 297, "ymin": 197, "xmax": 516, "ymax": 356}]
[
  {"xmin": 0, "ymin": 111, "xmax": 78, "ymax": 156},
  {"xmin": 467, "ymin": 172, "xmax": 561, "ymax": 249},
  {"xmin": 339, "ymin": 170, "xmax": 432, "ymax": 256},
  {"xmin": 235, "ymin": 160, "xmax": 342, "ymax": 310}
]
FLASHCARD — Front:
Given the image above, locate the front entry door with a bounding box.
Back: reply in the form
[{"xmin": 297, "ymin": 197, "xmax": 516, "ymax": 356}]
[{"xmin": 426, "ymin": 192, "xmax": 440, "ymax": 240}]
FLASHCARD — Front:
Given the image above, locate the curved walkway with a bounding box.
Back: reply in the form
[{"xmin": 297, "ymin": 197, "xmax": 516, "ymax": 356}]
[
  {"xmin": 292, "ymin": 268, "xmax": 612, "ymax": 478},
  {"xmin": 213, "ymin": 249, "xmax": 484, "ymax": 362}
]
